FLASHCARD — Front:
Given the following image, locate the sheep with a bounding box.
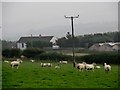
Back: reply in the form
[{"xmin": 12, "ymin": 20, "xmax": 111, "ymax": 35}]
[
  {"xmin": 55, "ymin": 66, "xmax": 60, "ymax": 69},
  {"xmin": 95, "ymin": 66, "xmax": 101, "ymax": 69},
  {"xmin": 41, "ymin": 63, "xmax": 47, "ymax": 67},
  {"xmin": 4, "ymin": 60, "xmax": 9, "ymax": 63},
  {"xmin": 104, "ymin": 63, "xmax": 111, "ymax": 73},
  {"xmin": 41, "ymin": 63, "xmax": 52, "ymax": 67},
  {"xmin": 10, "ymin": 61, "xmax": 22, "ymax": 69},
  {"xmin": 55, "ymin": 64, "xmax": 60, "ymax": 69},
  {"xmin": 76, "ymin": 62, "xmax": 86, "ymax": 72},
  {"xmin": 84, "ymin": 63, "xmax": 96, "ymax": 72},
  {"xmin": 30, "ymin": 60, "xmax": 35, "ymax": 63},
  {"xmin": 47, "ymin": 63, "xmax": 52, "ymax": 67},
  {"xmin": 59, "ymin": 61, "xmax": 67, "ymax": 64},
  {"xmin": 21, "ymin": 55, "xmax": 25, "ymax": 59}
]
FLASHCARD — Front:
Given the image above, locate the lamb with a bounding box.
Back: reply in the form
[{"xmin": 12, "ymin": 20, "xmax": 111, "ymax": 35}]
[
  {"xmin": 59, "ymin": 61, "xmax": 67, "ymax": 64},
  {"xmin": 10, "ymin": 59, "xmax": 23, "ymax": 69},
  {"xmin": 104, "ymin": 63, "xmax": 111, "ymax": 73}
]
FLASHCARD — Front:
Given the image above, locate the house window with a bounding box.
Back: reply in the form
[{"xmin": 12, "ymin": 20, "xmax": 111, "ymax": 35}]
[{"xmin": 22, "ymin": 43, "xmax": 24, "ymax": 48}]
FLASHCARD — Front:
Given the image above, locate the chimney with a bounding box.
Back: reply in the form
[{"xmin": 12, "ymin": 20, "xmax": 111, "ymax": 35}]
[{"xmin": 31, "ymin": 34, "xmax": 32, "ymax": 37}]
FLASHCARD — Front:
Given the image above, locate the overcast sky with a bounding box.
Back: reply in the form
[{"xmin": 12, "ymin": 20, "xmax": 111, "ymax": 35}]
[{"xmin": 2, "ymin": 2, "xmax": 118, "ymax": 41}]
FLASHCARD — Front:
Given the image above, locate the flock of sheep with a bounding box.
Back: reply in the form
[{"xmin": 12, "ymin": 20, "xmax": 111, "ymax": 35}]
[
  {"xmin": 3, "ymin": 59, "xmax": 111, "ymax": 73},
  {"xmin": 75, "ymin": 62, "xmax": 111, "ymax": 73}
]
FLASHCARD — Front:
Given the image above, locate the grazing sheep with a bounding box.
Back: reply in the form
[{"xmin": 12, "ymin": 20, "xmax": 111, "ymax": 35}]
[
  {"xmin": 84, "ymin": 63, "xmax": 96, "ymax": 72},
  {"xmin": 30, "ymin": 60, "xmax": 35, "ymax": 63},
  {"xmin": 41, "ymin": 63, "xmax": 52, "ymax": 67},
  {"xmin": 41, "ymin": 63, "xmax": 47, "ymax": 67},
  {"xmin": 4, "ymin": 60, "xmax": 9, "ymax": 63},
  {"xmin": 95, "ymin": 66, "xmax": 101, "ymax": 69},
  {"xmin": 10, "ymin": 60, "xmax": 22, "ymax": 69},
  {"xmin": 59, "ymin": 61, "xmax": 67, "ymax": 64},
  {"xmin": 55, "ymin": 63, "xmax": 60, "ymax": 69},
  {"xmin": 76, "ymin": 62, "xmax": 86, "ymax": 72},
  {"xmin": 21, "ymin": 55, "xmax": 25, "ymax": 59},
  {"xmin": 104, "ymin": 63, "xmax": 111, "ymax": 73},
  {"xmin": 55, "ymin": 66, "xmax": 60, "ymax": 69},
  {"xmin": 47, "ymin": 63, "xmax": 52, "ymax": 67}
]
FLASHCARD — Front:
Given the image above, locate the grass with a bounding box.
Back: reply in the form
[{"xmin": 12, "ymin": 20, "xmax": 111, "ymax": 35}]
[{"xmin": 2, "ymin": 60, "xmax": 119, "ymax": 88}]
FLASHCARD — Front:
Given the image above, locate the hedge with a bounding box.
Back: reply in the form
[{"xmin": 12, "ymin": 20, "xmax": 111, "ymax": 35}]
[{"xmin": 80, "ymin": 52, "xmax": 119, "ymax": 64}]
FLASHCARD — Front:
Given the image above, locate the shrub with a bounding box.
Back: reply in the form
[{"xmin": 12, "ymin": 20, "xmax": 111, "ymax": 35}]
[
  {"xmin": 2, "ymin": 49, "xmax": 21, "ymax": 58},
  {"xmin": 35, "ymin": 52, "xmax": 72, "ymax": 61},
  {"xmin": 22, "ymin": 48, "xmax": 45, "ymax": 58},
  {"xmin": 80, "ymin": 52, "xmax": 119, "ymax": 64}
]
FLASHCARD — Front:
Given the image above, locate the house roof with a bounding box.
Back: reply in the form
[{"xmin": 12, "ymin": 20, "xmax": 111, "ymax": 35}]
[{"xmin": 17, "ymin": 36, "xmax": 54, "ymax": 43}]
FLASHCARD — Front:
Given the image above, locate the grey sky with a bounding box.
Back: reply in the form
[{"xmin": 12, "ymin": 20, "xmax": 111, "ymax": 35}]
[
  {"xmin": 0, "ymin": 2, "xmax": 2, "ymax": 39},
  {"xmin": 2, "ymin": 2, "xmax": 118, "ymax": 41}
]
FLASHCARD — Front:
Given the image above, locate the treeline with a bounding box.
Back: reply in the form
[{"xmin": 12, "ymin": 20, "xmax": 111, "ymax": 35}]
[
  {"xmin": 2, "ymin": 48, "xmax": 119, "ymax": 64},
  {"xmin": 57, "ymin": 31, "xmax": 120, "ymax": 48}
]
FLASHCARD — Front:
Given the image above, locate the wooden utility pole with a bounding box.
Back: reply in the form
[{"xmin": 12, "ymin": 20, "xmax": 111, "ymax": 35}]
[{"xmin": 64, "ymin": 15, "xmax": 79, "ymax": 67}]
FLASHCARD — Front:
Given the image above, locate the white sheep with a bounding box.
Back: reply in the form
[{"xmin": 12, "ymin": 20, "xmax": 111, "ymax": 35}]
[
  {"xmin": 41, "ymin": 63, "xmax": 52, "ymax": 67},
  {"xmin": 4, "ymin": 60, "xmax": 9, "ymax": 63},
  {"xmin": 30, "ymin": 60, "xmax": 35, "ymax": 63},
  {"xmin": 47, "ymin": 63, "xmax": 52, "ymax": 67},
  {"xmin": 104, "ymin": 63, "xmax": 111, "ymax": 73},
  {"xmin": 84, "ymin": 63, "xmax": 96, "ymax": 72},
  {"xmin": 76, "ymin": 62, "xmax": 86, "ymax": 72},
  {"xmin": 55, "ymin": 66, "xmax": 60, "ymax": 69},
  {"xmin": 10, "ymin": 61, "xmax": 21, "ymax": 69},
  {"xmin": 59, "ymin": 61, "xmax": 67, "ymax": 64},
  {"xmin": 95, "ymin": 66, "xmax": 101, "ymax": 69}
]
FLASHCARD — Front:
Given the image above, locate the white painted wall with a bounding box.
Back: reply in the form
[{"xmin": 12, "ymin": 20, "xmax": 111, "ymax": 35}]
[{"xmin": 17, "ymin": 43, "xmax": 27, "ymax": 50}]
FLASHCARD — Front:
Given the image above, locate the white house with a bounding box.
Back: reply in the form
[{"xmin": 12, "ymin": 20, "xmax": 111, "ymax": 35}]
[
  {"xmin": 50, "ymin": 37, "xmax": 60, "ymax": 49},
  {"xmin": 17, "ymin": 43, "xmax": 27, "ymax": 50},
  {"xmin": 17, "ymin": 35, "xmax": 54, "ymax": 50}
]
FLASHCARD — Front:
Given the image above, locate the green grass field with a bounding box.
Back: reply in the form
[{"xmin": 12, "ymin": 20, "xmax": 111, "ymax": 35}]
[{"xmin": 2, "ymin": 60, "xmax": 118, "ymax": 88}]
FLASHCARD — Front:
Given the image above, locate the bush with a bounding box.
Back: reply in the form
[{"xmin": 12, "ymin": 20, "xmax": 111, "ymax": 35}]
[
  {"xmin": 80, "ymin": 52, "xmax": 119, "ymax": 64},
  {"xmin": 35, "ymin": 52, "xmax": 72, "ymax": 61},
  {"xmin": 2, "ymin": 49, "xmax": 21, "ymax": 58},
  {"xmin": 22, "ymin": 48, "xmax": 45, "ymax": 58}
]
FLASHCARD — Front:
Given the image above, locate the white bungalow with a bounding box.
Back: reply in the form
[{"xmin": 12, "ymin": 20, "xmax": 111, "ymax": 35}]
[{"xmin": 17, "ymin": 34, "xmax": 54, "ymax": 50}]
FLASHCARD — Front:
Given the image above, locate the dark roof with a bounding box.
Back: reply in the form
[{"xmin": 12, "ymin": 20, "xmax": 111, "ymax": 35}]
[{"xmin": 17, "ymin": 36, "xmax": 54, "ymax": 43}]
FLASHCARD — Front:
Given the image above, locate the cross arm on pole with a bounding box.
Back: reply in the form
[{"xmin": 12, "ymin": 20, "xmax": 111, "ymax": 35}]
[{"xmin": 64, "ymin": 15, "xmax": 79, "ymax": 18}]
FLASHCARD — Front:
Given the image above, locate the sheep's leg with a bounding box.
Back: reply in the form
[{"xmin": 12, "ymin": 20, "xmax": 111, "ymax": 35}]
[
  {"xmin": 17, "ymin": 66, "xmax": 19, "ymax": 69},
  {"xmin": 12, "ymin": 64, "xmax": 14, "ymax": 68}
]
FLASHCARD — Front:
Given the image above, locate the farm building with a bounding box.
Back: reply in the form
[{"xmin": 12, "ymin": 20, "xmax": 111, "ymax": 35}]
[
  {"xmin": 17, "ymin": 34, "xmax": 54, "ymax": 50},
  {"xmin": 89, "ymin": 42, "xmax": 120, "ymax": 51}
]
